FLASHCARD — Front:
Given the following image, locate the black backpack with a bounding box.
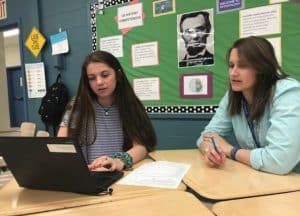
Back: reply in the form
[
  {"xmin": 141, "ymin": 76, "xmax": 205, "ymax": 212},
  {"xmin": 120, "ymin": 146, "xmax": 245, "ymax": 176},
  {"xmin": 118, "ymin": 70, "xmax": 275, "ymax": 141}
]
[{"xmin": 38, "ymin": 74, "xmax": 68, "ymax": 127}]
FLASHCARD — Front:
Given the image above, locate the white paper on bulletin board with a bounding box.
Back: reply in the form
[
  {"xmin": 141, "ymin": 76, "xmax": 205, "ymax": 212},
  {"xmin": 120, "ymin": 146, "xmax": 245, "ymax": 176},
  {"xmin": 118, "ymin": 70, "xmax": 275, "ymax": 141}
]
[
  {"xmin": 267, "ymin": 37, "xmax": 282, "ymax": 66},
  {"xmin": 100, "ymin": 35, "xmax": 123, "ymax": 58},
  {"xmin": 133, "ymin": 77, "xmax": 160, "ymax": 101},
  {"xmin": 0, "ymin": 0, "xmax": 7, "ymax": 20},
  {"xmin": 240, "ymin": 4, "xmax": 281, "ymax": 37},
  {"xmin": 269, "ymin": 0, "xmax": 288, "ymax": 4},
  {"xmin": 117, "ymin": 2, "xmax": 143, "ymax": 29},
  {"xmin": 131, "ymin": 41, "xmax": 159, "ymax": 67}
]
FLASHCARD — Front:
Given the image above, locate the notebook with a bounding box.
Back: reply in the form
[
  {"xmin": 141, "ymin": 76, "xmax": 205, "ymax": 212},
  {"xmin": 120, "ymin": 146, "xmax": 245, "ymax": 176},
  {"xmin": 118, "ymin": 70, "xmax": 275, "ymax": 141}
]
[{"xmin": 0, "ymin": 136, "xmax": 123, "ymax": 195}]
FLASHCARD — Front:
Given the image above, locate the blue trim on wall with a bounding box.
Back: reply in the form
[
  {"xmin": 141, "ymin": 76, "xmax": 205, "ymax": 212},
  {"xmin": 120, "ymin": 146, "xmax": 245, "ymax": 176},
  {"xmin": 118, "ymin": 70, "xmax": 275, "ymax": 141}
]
[{"xmin": 149, "ymin": 113, "xmax": 213, "ymax": 150}]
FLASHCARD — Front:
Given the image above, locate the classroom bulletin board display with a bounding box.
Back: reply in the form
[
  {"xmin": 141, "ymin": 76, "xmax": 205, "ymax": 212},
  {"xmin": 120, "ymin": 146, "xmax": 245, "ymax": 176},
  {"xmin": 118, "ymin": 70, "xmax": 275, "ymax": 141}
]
[{"xmin": 90, "ymin": 0, "xmax": 300, "ymax": 114}]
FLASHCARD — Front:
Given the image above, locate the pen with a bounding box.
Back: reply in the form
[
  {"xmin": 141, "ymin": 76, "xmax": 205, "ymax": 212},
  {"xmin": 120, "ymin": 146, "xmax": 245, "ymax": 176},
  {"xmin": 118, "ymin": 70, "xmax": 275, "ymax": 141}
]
[{"xmin": 210, "ymin": 137, "xmax": 220, "ymax": 154}]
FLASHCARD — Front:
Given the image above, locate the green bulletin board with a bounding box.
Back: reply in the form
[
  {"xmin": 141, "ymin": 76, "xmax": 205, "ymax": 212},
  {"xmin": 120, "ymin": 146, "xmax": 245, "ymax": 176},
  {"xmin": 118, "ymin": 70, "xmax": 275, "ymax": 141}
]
[{"xmin": 92, "ymin": 0, "xmax": 300, "ymax": 111}]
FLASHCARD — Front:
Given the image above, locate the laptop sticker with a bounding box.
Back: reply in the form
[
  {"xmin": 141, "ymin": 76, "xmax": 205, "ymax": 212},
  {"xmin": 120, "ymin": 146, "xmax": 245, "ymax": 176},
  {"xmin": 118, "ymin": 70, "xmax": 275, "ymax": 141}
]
[{"xmin": 47, "ymin": 144, "xmax": 76, "ymax": 153}]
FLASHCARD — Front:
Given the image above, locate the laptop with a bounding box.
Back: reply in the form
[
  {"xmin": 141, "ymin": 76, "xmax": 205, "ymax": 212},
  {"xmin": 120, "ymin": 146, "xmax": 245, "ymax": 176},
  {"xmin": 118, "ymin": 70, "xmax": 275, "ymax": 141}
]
[{"xmin": 0, "ymin": 136, "xmax": 123, "ymax": 195}]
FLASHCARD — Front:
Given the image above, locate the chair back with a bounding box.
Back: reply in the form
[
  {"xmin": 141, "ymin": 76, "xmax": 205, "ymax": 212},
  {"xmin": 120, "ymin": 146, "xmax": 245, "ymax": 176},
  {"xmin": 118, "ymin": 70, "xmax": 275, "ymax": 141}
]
[
  {"xmin": 20, "ymin": 122, "xmax": 36, "ymax": 136},
  {"xmin": 36, "ymin": 130, "xmax": 50, "ymax": 137}
]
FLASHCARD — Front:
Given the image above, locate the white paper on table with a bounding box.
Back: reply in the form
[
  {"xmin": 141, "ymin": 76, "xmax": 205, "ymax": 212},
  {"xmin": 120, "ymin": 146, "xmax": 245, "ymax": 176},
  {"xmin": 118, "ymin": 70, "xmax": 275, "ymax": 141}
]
[{"xmin": 117, "ymin": 161, "xmax": 191, "ymax": 189}]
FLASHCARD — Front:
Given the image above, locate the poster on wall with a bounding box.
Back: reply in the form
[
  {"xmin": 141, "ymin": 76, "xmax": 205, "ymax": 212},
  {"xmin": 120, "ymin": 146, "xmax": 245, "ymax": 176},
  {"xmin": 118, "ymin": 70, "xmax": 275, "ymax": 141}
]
[
  {"xmin": 100, "ymin": 35, "xmax": 123, "ymax": 57},
  {"xmin": 269, "ymin": 0, "xmax": 288, "ymax": 3},
  {"xmin": 131, "ymin": 41, "xmax": 159, "ymax": 67},
  {"xmin": 240, "ymin": 4, "xmax": 281, "ymax": 38},
  {"xmin": 133, "ymin": 77, "xmax": 160, "ymax": 101},
  {"xmin": 0, "ymin": 0, "xmax": 7, "ymax": 20},
  {"xmin": 117, "ymin": 2, "xmax": 143, "ymax": 29},
  {"xmin": 25, "ymin": 27, "xmax": 46, "ymax": 58},
  {"xmin": 267, "ymin": 37, "xmax": 282, "ymax": 65},
  {"xmin": 50, "ymin": 31, "xmax": 69, "ymax": 55},
  {"xmin": 25, "ymin": 62, "xmax": 47, "ymax": 98},
  {"xmin": 216, "ymin": 0, "xmax": 244, "ymax": 13},
  {"xmin": 153, "ymin": 0, "xmax": 176, "ymax": 17},
  {"xmin": 180, "ymin": 73, "xmax": 212, "ymax": 98},
  {"xmin": 177, "ymin": 9, "xmax": 214, "ymax": 68}
]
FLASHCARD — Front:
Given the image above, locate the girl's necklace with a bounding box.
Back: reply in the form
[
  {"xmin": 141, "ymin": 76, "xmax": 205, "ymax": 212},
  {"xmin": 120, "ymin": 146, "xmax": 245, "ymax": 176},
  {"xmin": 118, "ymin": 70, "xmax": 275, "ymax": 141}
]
[{"xmin": 98, "ymin": 102, "xmax": 112, "ymax": 116}]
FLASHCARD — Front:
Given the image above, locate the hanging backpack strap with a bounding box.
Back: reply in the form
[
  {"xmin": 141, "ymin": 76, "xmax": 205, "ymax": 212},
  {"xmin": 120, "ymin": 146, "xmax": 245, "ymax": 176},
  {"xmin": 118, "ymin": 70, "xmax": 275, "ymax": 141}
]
[
  {"xmin": 56, "ymin": 73, "xmax": 62, "ymax": 83},
  {"xmin": 52, "ymin": 125, "xmax": 57, "ymax": 136}
]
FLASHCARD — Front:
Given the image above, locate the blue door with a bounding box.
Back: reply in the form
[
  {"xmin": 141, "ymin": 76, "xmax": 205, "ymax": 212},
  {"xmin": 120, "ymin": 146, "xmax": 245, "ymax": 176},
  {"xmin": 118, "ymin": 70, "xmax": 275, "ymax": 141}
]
[{"xmin": 7, "ymin": 66, "xmax": 26, "ymax": 127}]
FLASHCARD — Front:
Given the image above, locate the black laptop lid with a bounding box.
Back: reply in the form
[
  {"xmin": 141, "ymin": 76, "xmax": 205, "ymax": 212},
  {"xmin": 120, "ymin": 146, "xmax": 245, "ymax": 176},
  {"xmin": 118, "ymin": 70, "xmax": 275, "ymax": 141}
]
[{"xmin": 0, "ymin": 137, "xmax": 123, "ymax": 195}]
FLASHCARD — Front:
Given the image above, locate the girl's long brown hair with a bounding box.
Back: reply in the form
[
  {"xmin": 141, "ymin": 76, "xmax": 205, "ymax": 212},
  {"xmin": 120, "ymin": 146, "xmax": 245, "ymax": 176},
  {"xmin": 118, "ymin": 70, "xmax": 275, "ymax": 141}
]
[{"xmin": 67, "ymin": 51, "xmax": 156, "ymax": 152}]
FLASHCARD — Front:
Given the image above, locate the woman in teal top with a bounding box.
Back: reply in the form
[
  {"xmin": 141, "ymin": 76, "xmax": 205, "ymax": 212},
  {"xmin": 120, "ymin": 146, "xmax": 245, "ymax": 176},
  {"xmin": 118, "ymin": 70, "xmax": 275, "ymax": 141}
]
[{"xmin": 196, "ymin": 36, "xmax": 300, "ymax": 175}]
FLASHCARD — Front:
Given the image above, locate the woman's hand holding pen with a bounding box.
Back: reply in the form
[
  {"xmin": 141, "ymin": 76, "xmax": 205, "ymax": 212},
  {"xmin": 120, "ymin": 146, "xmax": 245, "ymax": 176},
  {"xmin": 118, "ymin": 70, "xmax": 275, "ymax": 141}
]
[{"xmin": 202, "ymin": 133, "xmax": 227, "ymax": 167}]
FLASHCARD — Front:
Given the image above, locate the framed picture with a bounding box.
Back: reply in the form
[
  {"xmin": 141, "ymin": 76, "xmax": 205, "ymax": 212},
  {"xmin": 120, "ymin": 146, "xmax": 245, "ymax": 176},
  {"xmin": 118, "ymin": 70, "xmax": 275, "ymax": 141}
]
[
  {"xmin": 177, "ymin": 9, "xmax": 214, "ymax": 68},
  {"xmin": 153, "ymin": 0, "xmax": 176, "ymax": 17},
  {"xmin": 179, "ymin": 72, "xmax": 212, "ymax": 98}
]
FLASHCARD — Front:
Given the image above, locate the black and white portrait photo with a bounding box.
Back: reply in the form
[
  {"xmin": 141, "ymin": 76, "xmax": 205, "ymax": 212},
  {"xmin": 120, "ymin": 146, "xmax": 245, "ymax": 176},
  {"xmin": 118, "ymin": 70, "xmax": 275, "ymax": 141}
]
[{"xmin": 177, "ymin": 9, "xmax": 214, "ymax": 68}]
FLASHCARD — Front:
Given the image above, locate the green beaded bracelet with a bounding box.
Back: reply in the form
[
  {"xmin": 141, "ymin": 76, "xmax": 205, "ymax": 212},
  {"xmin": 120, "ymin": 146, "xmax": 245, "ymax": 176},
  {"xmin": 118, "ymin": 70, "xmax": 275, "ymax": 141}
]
[{"xmin": 111, "ymin": 152, "xmax": 133, "ymax": 169}]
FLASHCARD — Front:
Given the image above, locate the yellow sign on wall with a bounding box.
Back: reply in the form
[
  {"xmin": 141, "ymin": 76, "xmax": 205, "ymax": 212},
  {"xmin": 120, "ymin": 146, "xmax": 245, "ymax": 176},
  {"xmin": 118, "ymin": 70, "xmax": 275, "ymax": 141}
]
[{"xmin": 25, "ymin": 27, "xmax": 46, "ymax": 57}]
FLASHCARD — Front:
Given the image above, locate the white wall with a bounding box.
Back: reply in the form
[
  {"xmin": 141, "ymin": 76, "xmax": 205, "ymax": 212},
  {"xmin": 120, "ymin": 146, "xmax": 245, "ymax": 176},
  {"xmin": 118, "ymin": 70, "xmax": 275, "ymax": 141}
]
[
  {"xmin": 5, "ymin": 43, "xmax": 21, "ymax": 67},
  {"xmin": 0, "ymin": 34, "xmax": 11, "ymax": 131},
  {"xmin": 0, "ymin": 33, "xmax": 21, "ymax": 131}
]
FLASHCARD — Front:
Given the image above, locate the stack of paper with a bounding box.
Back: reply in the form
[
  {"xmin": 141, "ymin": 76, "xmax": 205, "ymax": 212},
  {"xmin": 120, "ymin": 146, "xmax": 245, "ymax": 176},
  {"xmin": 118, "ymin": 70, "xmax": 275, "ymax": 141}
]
[{"xmin": 117, "ymin": 161, "xmax": 191, "ymax": 189}]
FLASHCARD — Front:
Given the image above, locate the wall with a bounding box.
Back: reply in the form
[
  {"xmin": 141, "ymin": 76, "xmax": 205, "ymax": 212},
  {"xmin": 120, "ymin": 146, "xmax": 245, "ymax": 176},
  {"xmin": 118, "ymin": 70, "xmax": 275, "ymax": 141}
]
[
  {"xmin": 0, "ymin": 0, "xmax": 91, "ymax": 130},
  {"xmin": 0, "ymin": 0, "xmax": 210, "ymax": 149},
  {"xmin": 38, "ymin": 0, "xmax": 92, "ymax": 96},
  {"xmin": 151, "ymin": 114, "xmax": 212, "ymax": 149},
  {"xmin": 40, "ymin": 0, "xmax": 211, "ymax": 149},
  {"xmin": 4, "ymin": 36, "xmax": 20, "ymax": 67},
  {"xmin": 0, "ymin": 34, "xmax": 10, "ymax": 131},
  {"xmin": 0, "ymin": 0, "xmax": 41, "ymax": 130}
]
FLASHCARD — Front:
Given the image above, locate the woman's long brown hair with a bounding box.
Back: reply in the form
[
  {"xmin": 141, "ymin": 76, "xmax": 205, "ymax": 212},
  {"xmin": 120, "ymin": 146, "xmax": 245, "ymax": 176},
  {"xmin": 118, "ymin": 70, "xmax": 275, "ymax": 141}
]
[{"xmin": 227, "ymin": 36, "xmax": 287, "ymax": 120}]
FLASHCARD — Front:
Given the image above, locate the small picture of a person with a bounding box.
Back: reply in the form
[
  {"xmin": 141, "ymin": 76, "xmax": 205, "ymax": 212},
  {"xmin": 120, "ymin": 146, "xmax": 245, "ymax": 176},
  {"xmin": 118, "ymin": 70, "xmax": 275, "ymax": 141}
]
[
  {"xmin": 178, "ymin": 10, "xmax": 214, "ymax": 67},
  {"xmin": 189, "ymin": 78, "xmax": 202, "ymax": 93}
]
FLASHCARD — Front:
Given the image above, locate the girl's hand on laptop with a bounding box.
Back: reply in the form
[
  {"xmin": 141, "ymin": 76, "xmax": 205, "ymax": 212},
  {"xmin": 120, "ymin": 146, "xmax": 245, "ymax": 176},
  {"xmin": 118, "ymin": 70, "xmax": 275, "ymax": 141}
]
[{"xmin": 88, "ymin": 156, "xmax": 125, "ymax": 171}]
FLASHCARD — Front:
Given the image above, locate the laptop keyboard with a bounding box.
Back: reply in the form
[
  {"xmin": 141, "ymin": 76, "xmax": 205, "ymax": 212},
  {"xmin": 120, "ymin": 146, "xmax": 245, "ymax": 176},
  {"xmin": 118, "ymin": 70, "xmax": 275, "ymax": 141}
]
[{"xmin": 90, "ymin": 170, "xmax": 123, "ymax": 178}]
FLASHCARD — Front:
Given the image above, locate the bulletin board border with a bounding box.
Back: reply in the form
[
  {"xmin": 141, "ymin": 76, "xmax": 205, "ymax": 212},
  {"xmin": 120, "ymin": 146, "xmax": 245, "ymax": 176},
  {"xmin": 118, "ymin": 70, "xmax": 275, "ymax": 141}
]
[
  {"xmin": 90, "ymin": 2, "xmax": 100, "ymax": 52},
  {"xmin": 145, "ymin": 105, "xmax": 218, "ymax": 113}
]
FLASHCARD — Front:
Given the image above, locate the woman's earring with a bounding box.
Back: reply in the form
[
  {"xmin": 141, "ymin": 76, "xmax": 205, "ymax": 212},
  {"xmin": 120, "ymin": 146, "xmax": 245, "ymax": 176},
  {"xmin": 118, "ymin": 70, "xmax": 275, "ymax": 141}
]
[{"xmin": 118, "ymin": 69, "xmax": 123, "ymax": 76}]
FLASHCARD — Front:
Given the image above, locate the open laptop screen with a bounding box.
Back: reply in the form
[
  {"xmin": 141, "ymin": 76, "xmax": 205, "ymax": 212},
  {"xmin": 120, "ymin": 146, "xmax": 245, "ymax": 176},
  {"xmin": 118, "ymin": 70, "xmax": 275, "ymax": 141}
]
[{"xmin": 0, "ymin": 136, "xmax": 123, "ymax": 194}]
